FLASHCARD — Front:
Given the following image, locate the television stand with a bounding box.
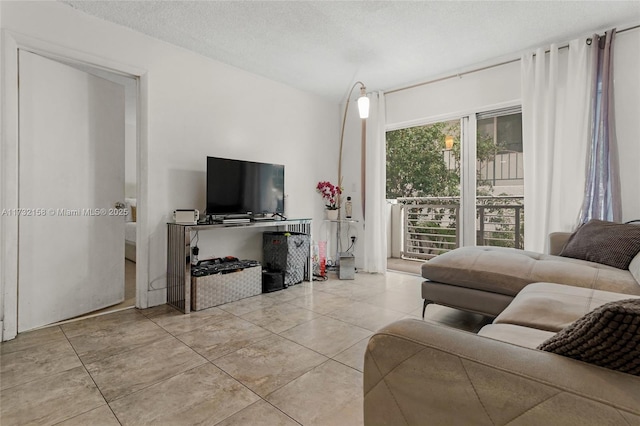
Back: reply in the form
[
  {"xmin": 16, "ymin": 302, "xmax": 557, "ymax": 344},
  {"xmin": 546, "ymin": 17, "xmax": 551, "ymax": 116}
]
[
  {"xmin": 166, "ymin": 218, "xmax": 312, "ymax": 313},
  {"xmin": 222, "ymin": 218, "xmax": 251, "ymax": 224},
  {"xmin": 252, "ymin": 217, "xmax": 275, "ymax": 222}
]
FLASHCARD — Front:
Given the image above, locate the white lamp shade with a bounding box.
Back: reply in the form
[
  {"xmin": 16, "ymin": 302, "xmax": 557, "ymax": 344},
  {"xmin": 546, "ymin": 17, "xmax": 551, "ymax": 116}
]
[{"xmin": 357, "ymin": 95, "xmax": 370, "ymax": 119}]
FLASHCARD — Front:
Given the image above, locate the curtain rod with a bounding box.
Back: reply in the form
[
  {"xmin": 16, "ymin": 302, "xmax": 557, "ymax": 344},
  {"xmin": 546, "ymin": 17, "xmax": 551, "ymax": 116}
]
[{"xmin": 385, "ymin": 23, "xmax": 640, "ymax": 96}]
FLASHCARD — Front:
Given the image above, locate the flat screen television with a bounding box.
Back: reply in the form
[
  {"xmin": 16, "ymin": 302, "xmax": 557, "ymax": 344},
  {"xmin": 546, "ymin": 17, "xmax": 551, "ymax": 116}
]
[{"xmin": 206, "ymin": 156, "xmax": 284, "ymax": 217}]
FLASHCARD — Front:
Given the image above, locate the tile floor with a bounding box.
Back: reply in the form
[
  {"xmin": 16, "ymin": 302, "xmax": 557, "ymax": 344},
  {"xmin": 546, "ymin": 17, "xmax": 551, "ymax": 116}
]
[{"xmin": 0, "ymin": 271, "xmax": 491, "ymax": 425}]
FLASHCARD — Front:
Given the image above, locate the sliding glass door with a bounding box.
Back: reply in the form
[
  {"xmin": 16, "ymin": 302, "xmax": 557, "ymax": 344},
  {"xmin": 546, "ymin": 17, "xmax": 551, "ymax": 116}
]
[
  {"xmin": 386, "ymin": 119, "xmax": 462, "ymax": 260},
  {"xmin": 386, "ymin": 106, "xmax": 524, "ymax": 262},
  {"xmin": 476, "ymin": 108, "xmax": 524, "ymax": 249}
]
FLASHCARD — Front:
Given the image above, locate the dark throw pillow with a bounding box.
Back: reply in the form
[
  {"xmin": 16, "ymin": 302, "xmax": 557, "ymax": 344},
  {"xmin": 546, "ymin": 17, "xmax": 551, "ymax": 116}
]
[
  {"xmin": 559, "ymin": 219, "xmax": 640, "ymax": 270},
  {"xmin": 538, "ymin": 298, "xmax": 640, "ymax": 375}
]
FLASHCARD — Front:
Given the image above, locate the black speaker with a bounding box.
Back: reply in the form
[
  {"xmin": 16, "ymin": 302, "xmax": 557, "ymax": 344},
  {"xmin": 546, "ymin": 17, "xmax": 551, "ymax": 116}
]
[{"xmin": 262, "ymin": 271, "xmax": 285, "ymax": 293}]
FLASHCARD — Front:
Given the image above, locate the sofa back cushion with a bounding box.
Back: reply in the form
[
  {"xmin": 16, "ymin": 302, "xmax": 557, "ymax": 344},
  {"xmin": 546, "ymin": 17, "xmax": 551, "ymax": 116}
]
[
  {"xmin": 559, "ymin": 219, "xmax": 640, "ymax": 270},
  {"xmin": 538, "ymin": 298, "xmax": 640, "ymax": 375}
]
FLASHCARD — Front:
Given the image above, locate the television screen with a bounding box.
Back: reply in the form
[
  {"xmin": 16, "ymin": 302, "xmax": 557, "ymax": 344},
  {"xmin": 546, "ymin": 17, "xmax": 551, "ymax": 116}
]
[{"xmin": 206, "ymin": 156, "xmax": 284, "ymax": 217}]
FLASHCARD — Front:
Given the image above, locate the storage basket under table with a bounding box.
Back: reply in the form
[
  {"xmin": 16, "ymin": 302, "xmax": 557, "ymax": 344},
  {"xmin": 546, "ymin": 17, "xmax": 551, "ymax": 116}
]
[
  {"xmin": 263, "ymin": 231, "xmax": 310, "ymax": 286},
  {"xmin": 191, "ymin": 263, "xmax": 261, "ymax": 311}
]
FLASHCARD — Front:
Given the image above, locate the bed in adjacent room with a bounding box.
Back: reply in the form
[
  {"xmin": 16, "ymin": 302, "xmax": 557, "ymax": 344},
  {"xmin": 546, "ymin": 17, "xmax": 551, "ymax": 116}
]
[{"xmin": 124, "ymin": 198, "xmax": 136, "ymax": 262}]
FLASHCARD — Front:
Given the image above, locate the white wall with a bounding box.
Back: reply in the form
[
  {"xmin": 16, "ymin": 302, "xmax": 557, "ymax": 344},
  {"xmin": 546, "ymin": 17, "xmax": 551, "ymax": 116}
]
[
  {"xmin": 384, "ymin": 28, "xmax": 640, "ymax": 226},
  {"xmin": 385, "ymin": 61, "xmax": 522, "ymax": 128},
  {"xmin": 1, "ymin": 1, "xmax": 338, "ymax": 317}
]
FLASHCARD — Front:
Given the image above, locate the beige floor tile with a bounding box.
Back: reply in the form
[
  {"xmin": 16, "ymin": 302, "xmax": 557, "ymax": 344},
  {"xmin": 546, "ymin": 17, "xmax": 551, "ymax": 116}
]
[
  {"xmin": 60, "ymin": 308, "xmax": 148, "ymax": 339},
  {"xmin": 279, "ymin": 316, "xmax": 372, "ymax": 357},
  {"xmin": 314, "ymin": 395, "xmax": 364, "ymax": 426},
  {"xmin": 0, "ymin": 325, "xmax": 66, "ymax": 355},
  {"xmin": 67, "ymin": 317, "xmax": 170, "ymax": 364},
  {"xmin": 315, "ymin": 280, "xmax": 387, "ymax": 301},
  {"xmin": 2, "ymin": 270, "xmax": 497, "ymax": 425},
  {"xmin": 262, "ymin": 287, "xmax": 306, "ymax": 303},
  {"xmin": 333, "ymin": 337, "xmax": 371, "ymax": 372},
  {"xmin": 57, "ymin": 404, "xmax": 120, "ymax": 426},
  {"xmin": 288, "ymin": 291, "xmax": 354, "ymax": 315},
  {"xmin": 363, "ymin": 290, "xmax": 423, "ymax": 313},
  {"xmin": 0, "ymin": 366, "xmax": 105, "ymax": 425},
  {"xmin": 176, "ymin": 316, "xmax": 274, "ymax": 361},
  {"xmin": 139, "ymin": 303, "xmax": 182, "ymax": 318},
  {"xmin": 218, "ymin": 294, "xmax": 281, "ymax": 316},
  {"xmin": 109, "ymin": 363, "xmax": 259, "ymax": 425},
  {"xmin": 382, "ymin": 278, "xmax": 423, "ymax": 298},
  {"xmin": 85, "ymin": 336, "xmax": 206, "ymax": 402},
  {"xmin": 279, "ymin": 284, "xmax": 317, "ymax": 297},
  {"xmin": 214, "ymin": 335, "xmax": 327, "ymax": 397},
  {"xmin": 149, "ymin": 305, "xmax": 233, "ymax": 334},
  {"xmin": 240, "ymin": 302, "xmax": 318, "ymax": 334},
  {"xmin": 343, "ymin": 273, "xmax": 390, "ymax": 288},
  {"xmin": 267, "ymin": 360, "xmax": 363, "ymax": 426},
  {"xmin": 327, "ymin": 300, "xmax": 405, "ymax": 332},
  {"xmin": 216, "ymin": 400, "xmax": 300, "ymax": 426},
  {"xmin": 0, "ymin": 338, "xmax": 82, "ymax": 390}
]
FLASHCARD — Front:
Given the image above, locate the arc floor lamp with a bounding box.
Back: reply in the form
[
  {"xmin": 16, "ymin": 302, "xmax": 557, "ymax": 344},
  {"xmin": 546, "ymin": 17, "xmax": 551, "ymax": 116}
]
[{"xmin": 337, "ymin": 81, "xmax": 369, "ymax": 220}]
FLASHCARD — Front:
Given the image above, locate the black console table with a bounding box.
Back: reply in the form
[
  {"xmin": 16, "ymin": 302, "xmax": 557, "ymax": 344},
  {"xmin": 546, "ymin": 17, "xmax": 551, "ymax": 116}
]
[{"xmin": 167, "ymin": 218, "xmax": 312, "ymax": 313}]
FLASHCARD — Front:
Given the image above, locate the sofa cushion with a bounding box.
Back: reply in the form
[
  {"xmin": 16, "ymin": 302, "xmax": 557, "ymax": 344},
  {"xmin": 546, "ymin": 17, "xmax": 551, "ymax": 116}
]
[
  {"xmin": 422, "ymin": 246, "xmax": 640, "ymax": 297},
  {"xmin": 630, "ymin": 251, "xmax": 640, "ymax": 286},
  {"xmin": 493, "ymin": 282, "xmax": 639, "ymax": 332},
  {"xmin": 478, "ymin": 324, "xmax": 555, "ymax": 349},
  {"xmin": 559, "ymin": 219, "xmax": 640, "ymax": 270},
  {"xmin": 538, "ymin": 298, "xmax": 640, "ymax": 376}
]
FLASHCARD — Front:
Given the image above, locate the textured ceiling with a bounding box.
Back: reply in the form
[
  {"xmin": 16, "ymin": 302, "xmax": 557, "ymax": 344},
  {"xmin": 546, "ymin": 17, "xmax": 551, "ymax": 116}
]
[{"xmin": 61, "ymin": 1, "xmax": 640, "ymax": 102}]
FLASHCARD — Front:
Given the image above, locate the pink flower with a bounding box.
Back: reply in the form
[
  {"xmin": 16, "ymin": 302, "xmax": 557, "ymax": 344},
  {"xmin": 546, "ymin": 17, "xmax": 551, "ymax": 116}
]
[{"xmin": 316, "ymin": 181, "xmax": 342, "ymax": 209}]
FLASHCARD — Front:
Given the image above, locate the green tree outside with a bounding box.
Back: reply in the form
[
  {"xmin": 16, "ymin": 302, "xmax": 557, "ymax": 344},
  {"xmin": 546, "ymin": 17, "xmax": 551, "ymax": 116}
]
[
  {"xmin": 387, "ymin": 120, "xmax": 523, "ymax": 254},
  {"xmin": 386, "ymin": 121, "xmax": 497, "ymax": 199}
]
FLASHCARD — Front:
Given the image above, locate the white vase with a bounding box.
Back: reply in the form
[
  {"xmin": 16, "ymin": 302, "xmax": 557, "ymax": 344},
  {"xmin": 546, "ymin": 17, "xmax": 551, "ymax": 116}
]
[{"xmin": 326, "ymin": 209, "xmax": 339, "ymax": 221}]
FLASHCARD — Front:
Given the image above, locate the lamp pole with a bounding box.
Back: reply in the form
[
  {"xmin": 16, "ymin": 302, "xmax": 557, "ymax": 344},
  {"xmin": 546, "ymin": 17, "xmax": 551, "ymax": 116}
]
[
  {"xmin": 336, "ymin": 81, "xmax": 368, "ymax": 257},
  {"xmin": 337, "ymin": 81, "xmax": 368, "ymax": 220}
]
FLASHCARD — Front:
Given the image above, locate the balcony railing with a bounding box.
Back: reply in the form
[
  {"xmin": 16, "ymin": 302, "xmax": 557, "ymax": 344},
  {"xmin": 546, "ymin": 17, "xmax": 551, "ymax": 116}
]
[{"xmin": 397, "ymin": 196, "xmax": 524, "ymax": 260}]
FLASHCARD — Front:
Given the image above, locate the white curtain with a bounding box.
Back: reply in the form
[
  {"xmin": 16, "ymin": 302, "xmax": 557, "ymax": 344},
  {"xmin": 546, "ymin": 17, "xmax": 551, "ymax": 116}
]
[
  {"xmin": 363, "ymin": 91, "xmax": 387, "ymax": 273},
  {"xmin": 521, "ymin": 39, "xmax": 592, "ymax": 252}
]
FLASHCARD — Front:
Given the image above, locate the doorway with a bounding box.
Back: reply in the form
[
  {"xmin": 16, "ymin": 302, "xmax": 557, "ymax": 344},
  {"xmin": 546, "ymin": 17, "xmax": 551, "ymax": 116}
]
[
  {"xmin": 17, "ymin": 50, "xmax": 139, "ymax": 331},
  {"xmin": 1, "ymin": 33, "xmax": 149, "ymax": 341}
]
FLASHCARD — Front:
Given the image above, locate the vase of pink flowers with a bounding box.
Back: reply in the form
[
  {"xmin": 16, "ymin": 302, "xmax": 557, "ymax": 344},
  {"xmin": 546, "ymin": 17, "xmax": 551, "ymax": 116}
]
[{"xmin": 316, "ymin": 181, "xmax": 342, "ymax": 220}]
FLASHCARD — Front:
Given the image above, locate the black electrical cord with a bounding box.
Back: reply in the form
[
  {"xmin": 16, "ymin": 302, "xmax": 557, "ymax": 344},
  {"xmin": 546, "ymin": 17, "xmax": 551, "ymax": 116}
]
[{"xmin": 345, "ymin": 239, "xmax": 356, "ymax": 253}]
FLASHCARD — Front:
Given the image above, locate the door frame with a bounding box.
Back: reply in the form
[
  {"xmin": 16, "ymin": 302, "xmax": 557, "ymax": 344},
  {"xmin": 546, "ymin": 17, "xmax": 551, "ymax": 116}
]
[{"xmin": 1, "ymin": 31, "xmax": 150, "ymax": 341}]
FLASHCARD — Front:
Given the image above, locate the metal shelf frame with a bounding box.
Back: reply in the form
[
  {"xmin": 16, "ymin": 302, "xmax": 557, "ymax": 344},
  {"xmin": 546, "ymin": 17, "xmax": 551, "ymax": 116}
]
[{"xmin": 167, "ymin": 218, "xmax": 312, "ymax": 313}]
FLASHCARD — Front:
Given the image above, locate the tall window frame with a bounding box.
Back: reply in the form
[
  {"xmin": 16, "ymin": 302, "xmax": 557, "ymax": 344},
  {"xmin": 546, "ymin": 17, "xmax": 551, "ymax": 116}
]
[{"xmin": 386, "ymin": 103, "xmax": 523, "ymax": 256}]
